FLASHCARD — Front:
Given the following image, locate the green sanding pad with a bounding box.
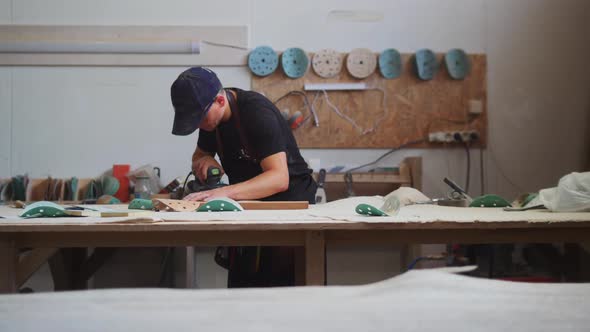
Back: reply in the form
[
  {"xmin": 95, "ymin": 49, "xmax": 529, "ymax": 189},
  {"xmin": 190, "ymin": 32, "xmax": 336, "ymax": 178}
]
[
  {"xmin": 19, "ymin": 201, "xmax": 68, "ymax": 218},
  {"xmin": 197, "ymin": 198, "xmax": 243, "ymax": 212},
  {"xmin": 469, "ymin": 194, "xmax": 512, "ymax": 208},
  {"xmin": 355, "ymin": 195, "xmax": 401, "ymax": 217},
  {"xmin": 355, "ymin": 203, "xmax": 388, "ymax": 216},
  {"xmin": 128, "ymin": 198, "xmax": 153, "ymax": 210},
  {"xmin": 101, "ymin": 175, "xmax": 120, "ymax": 196}
]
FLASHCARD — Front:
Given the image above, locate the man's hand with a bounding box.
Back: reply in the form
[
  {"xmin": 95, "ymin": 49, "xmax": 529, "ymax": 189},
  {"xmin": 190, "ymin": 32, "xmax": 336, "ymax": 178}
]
[
  {"xmin": 183, "ymin": 187, "xmax": 232, "ymax": 202},
  {"xmin": 192, "ymin": 156, "xmax": 224, "ymax": 183}
]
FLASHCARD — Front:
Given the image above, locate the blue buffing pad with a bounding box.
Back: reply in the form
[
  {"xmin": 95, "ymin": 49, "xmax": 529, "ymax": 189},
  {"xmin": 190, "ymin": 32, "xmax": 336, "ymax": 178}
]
[
  {"xmin": 414, "ymin": 49, "xmax": 438, "ymax": 80},
  {"xmin": 378, "ymin": 48, "xmax": 402, "ymax": 79},
  {"xmin": 248, "ymin": 46, "xmax": 279, "ymax": 77},
  {"xmin": 281, "ymin": 47, "xmax": 309, "ymax": 79},
  {"xmin": 445, "ymin": 48, "xmax": 471, "ymax": 80}
]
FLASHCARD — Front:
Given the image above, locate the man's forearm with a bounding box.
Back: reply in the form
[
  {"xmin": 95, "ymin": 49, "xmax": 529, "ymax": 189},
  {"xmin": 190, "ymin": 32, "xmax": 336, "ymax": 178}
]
[{"xmin": 224, "ymin": 169, "xmax": 289, "ymax": 200}]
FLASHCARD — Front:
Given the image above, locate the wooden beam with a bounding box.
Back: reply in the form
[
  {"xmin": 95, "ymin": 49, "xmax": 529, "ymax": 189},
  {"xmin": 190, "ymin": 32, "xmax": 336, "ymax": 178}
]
[
  {"xmin": 16, "ymin": 248, "xmax": 57, "ymax": 288},
  {"xmin": 186, "ymin": 246, "xmax": 195, "ymax": 288},
  {"xmin": 0, "ymin": 240, "xmax": 18, "ymax": 293},
  {"xmin": 305, "ymin": 231, "xmax": 325, "ymax": 286}
]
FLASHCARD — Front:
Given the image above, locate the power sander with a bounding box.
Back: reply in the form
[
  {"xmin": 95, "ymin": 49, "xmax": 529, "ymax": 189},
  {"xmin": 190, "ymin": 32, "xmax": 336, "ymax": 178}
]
[{"xmin": 179, "ymin": 166, "xmax": 225, "ymax": 198}]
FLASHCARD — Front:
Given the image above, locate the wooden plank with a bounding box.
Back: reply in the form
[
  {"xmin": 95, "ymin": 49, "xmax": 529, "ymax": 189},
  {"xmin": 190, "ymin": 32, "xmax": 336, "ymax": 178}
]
[
  {"xmin": 239, "ymin": 201, "xmax": 308, "ymax": 210},
  {"xmin": 252, "ymin": 53, "xmax": 487, "ymax": 148},
  {"xmin": 186, "ymin": 247, "xmax": 195, "ymax": 288},
  {"xmin": 16, "ymin": 247, "xmax": 58, "ymax": 287},
  {"xmin": 321, "ymin": 173, "xmax": 411, "ymax": 184},
  {"xmin": 405, "ymin": 157, "xmax": 423, "ymax": 190},
  {"xmin": 0, "ymin": 240, "xmax": 18, "ymax": 293},
  {"xmin": 305, "ymin": 231, "xmax": 325, "ymax": 286},
  {"xmin": 4, "ymin": 219, "xmax": 590, "ymax": 233},
  {"xmin": 327, "ymin": 228, "xmax": 590, "ymax": 245},
  {"xmin": 293, "ymin": 246, "xmax": 306, "ymax": 286},
  {"xmin": 12, "ymin": 231, "xmax": 308, "ymax": 248},
  {"xmin": 0, "ymin": 25, "xmax": 248, "ymax": 66},
  {"xmin": 154, "ymin": 198, "xmax": 308, "ymax": 212}
]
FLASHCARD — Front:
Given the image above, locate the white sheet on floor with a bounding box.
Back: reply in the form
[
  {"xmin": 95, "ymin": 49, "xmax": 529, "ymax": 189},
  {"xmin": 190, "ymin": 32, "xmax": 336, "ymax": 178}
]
[{"xmin": 0, "ymin": 267, "xmax": 589, "ymax": 332}]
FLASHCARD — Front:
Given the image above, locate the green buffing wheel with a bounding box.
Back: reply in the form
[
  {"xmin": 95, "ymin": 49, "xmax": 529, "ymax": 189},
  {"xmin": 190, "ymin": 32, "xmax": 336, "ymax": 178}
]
[
  {"xmin": 197, "ymin": 198, "xmax": 243, "ymax": 212},
  {"xmin": 101, "ymin": 175, "xmax": 120, "ymax": 196},
  {"xmin": 355, "ymin": 203, "xmax": 388, "ymax": 217},
  {"xmin": 19, "ymin": 201, "xmax": 68, "ymax": 218},
  {"xmin": 128, "ymin": 198, "xmax": 153, "ymax": 210},
  {"xmin": 469, "ymin": 194, "xmax": 512, "ymax": 208}
]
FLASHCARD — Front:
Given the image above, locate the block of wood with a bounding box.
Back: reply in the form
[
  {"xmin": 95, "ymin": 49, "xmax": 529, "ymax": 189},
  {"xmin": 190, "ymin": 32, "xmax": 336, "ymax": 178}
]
[{"xmin": 153, "ymin": 198, "xmax": 308, "ymax": 212}]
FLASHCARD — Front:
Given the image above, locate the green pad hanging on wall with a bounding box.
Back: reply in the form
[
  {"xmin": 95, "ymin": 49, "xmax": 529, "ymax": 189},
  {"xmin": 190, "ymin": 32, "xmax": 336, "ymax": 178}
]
[
  {"xmin": 281, "ymin": 47, "xmax": 309, "ymax": 79},
  {"xmin": 197, "ymin": 197, "xmax": 244, "ymax": 212},
  {"xmin": 469, "ymin": 194, "xmax": 512, "ymax": 208},
  {"xmin": 413, "ymin": 48, "xmax": 438, "ymax": 80},
  {"xmin": 128, "ymin": 198, "xmax": 153, "ymax": 210},
  {"xmin": 19, "ymin": 201, "xmax": 69, "ymax": 218},
  {"xmin": 248, "ymin": 46, "xmax": 279, "ymax": 77},
  {"xmin": 101, "ymin": 175, "xmax": 120, "ymax": 196},
  {"xmin": 445, "ymin": 48, "xmax": 470, "ymax": 80},
  {"xmin": 378, "ymin": 48, "xmax": 402, "ymax": 79}
]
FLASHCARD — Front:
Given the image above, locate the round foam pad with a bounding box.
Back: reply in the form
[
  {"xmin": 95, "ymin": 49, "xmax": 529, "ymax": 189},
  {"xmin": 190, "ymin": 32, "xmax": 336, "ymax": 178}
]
[
  {"xmin": 445, "ymin": 48, "xmax": 470, "ymax": 80},
  {"xmin": 281, "ymin": 47, "xmax": 309, "ymax": 79},
  {"xmin": 312, "ymin": 48, "xmax": 343, "ymax": 78},
  {"xmin": 413, "ymin": 49, "xmax": 438, "ymax": 80},
  {"xmin": 346, "ymin": 48, "xmax": 377, "ymax": 79},
  {"xmin": 378, "ymin": 48, "xmax": 402, "ymax": 79},
  {"xmin": 248, "ymin": 46, "xmax": 279, "ymax": 77}
]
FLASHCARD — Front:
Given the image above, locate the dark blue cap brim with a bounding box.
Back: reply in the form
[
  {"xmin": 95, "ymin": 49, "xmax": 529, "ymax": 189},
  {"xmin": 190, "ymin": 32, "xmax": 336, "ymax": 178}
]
[{"xmin": 171, "ymin": 105, "xmax": 204, "ymax": 136}]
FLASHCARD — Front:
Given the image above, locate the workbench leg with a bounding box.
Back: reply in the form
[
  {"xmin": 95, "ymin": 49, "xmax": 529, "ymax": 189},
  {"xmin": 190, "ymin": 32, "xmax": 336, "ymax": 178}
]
[
  {"xmin": 305, "ymin": 231, "xmax": 325, "ymax": 286},
  {"xmin": 0, "ymin": 240, "xmax": 18, "ymax": 294},
  {"xmin": 185, "ymin": 246, "xmax": 195, "ymax": 288}
]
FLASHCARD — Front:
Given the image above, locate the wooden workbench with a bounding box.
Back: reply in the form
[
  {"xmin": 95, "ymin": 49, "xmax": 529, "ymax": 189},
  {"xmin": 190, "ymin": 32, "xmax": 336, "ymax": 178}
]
[{"xmin": 2, "ymin": 201, "xmax": 590, "ymax": 293}]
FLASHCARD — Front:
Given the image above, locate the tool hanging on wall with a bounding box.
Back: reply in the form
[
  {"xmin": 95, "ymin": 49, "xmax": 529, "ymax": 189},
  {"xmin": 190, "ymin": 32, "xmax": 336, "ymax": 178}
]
[
  {"xmin": 413, "ymin": 48, "xmax": 438, "ymax": 80},
  {"xmin": 248, "ymin": 45, "xmax": 279, "ymax": 77},
  {"xmin": 312, "ymin": 48, "xmax": 343, "ymax": 78},
  {"xmin": 346, "ymin": 48, "xmax": 377, "ymax": 79},
  {"xmin": 378, "ymin": 48, "xmax": 402, "ymax": 79},
  {"xmin": 315, "ymin": 168, "xmax": 327, "ymax": 204},
  {"xmin": 281, "ymin": 47, "xmax": 309, "ymax": 79},
  {"xmin": 445, "ymin": 48, "xmax": 471, "ymax": 80}
]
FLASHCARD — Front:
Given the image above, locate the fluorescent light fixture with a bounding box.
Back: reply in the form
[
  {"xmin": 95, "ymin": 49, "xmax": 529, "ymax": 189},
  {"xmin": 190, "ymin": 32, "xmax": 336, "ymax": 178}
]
[
  {"xmin": 0, "ymin": 40, "xmax": 201, "ymax": 54},
  {"xmin": 304, "ymin": 82, "xmax": 367, "ymax": 91},
  {"xmin": 327, "ymin": 10, "xmax": 384, "ymax": 22}
]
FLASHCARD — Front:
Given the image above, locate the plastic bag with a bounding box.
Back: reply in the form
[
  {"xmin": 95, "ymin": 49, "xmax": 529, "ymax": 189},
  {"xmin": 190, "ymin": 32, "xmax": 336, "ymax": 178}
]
[
  {"xmin": 127, "ymin": 164, "xmax": 162, "ymax": 195},
  {"xmin": 539, "ymin": 172, "xmax": 590, "ymax": 212}
]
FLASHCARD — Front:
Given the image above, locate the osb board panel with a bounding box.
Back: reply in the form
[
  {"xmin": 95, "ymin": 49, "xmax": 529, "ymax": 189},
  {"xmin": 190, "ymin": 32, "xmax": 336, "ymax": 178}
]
[{"xmin": 251, "ymin": 53, "xmax": 487, "ymax": 148}]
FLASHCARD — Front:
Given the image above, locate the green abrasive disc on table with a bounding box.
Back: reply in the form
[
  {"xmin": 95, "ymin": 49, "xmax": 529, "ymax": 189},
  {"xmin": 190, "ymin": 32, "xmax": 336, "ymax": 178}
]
[
  {"xmin": 197, "ymin": 198, "xmax": 244, "ymax": 212},
  {"xmin": 469, "ymin": 194, "xmax": 512, "ymax": 208},
  {"xmin": 19, "ymin": 201, "xmax": 68, "ymax": 218}
]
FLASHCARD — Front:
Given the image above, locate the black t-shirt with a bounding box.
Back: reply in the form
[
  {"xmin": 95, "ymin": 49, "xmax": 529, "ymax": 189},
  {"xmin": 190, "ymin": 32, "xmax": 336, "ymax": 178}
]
[{"xmin": 197, "ymin": 88, "xmax": 317, "ymax": 203}]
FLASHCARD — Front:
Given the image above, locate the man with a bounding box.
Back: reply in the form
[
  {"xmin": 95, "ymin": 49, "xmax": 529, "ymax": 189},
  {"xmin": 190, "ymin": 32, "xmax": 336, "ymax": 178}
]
[{"xmin": 170, "ymin": 66, "xmax": 317, "ymax": 287}]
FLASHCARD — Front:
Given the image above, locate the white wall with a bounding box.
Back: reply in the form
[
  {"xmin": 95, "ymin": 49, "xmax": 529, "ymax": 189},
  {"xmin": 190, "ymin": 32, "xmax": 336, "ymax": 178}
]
[{"xmin": 4, "ymin": 0, "xmax": 590, "ymax": 290}]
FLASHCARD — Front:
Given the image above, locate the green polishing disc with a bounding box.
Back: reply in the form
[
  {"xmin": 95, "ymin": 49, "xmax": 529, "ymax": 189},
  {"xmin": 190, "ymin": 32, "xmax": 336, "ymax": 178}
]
[
  {"xmin": 128, "ymin": 198, "xmax": 153, "ymax": 210},
  {"xmin": 355, "ymin": 203, "xmax": 388, "ymax": 217},
  {"xmin": 469, "ymin": 194, "xmax": 512, "ymax": 208},
  {"xmin": 20, "ymin": 201, "xmax": 68, "ymax": 218},
  {"xmin": 197, "ymin": 198, "xmax": 244, "ymax": 212}
]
